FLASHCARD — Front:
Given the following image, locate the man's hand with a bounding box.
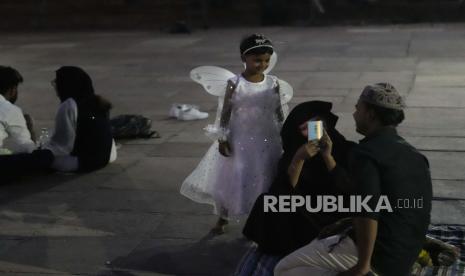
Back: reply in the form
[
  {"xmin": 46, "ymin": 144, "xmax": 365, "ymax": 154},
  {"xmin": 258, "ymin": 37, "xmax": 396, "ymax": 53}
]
[
  {"xmin": 218, "ymin": 140, "xmax": 232, "ymax": 157},
  {"xmin": 337, "ymin": 264, "xmax": 371, "ymax": 276}
]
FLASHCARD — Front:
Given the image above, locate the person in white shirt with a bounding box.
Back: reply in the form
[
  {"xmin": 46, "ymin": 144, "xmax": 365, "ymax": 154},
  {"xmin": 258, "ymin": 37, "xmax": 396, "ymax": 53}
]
[
  {"xmin": 0, "ymin": 66, "xmax": 36, "ymax": 155},
  {"xmin": 44, "ymin": 66, "xmax": 117, "ymax": 172},
  {"xmin": 0, "ymin": 66, "xmax": 54, "ymax": 179}
]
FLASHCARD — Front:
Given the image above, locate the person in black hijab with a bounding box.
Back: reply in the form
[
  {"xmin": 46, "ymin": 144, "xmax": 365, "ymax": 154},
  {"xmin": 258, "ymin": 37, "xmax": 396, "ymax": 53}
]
[
  {"xmin": 242, "ymin": 101, "xmax": 356, "ymax": 257},
  {"xmin": 45, "ymin": 66, "xmax": 115, "ymax": 172}
]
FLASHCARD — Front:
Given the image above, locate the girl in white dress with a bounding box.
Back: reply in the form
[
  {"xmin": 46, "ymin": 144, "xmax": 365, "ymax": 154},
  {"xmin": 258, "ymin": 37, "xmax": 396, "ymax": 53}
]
[{"xmin": 180, "ymin": 34, "xmax": 293, "ymax": 234}]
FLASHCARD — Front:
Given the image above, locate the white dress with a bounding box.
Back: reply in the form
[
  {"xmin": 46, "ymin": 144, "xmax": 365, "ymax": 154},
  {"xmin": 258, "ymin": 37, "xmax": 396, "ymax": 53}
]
[{"xmin": 180, "ymin": 74, "xmax": 283, "ymax": 217}]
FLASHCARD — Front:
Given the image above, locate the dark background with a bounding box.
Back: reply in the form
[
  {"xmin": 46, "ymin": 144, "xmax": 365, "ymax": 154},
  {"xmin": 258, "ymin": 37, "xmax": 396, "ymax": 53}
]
[{"xmin": 1, "ymin": 0, "xmax": 464, "ymax": 31}]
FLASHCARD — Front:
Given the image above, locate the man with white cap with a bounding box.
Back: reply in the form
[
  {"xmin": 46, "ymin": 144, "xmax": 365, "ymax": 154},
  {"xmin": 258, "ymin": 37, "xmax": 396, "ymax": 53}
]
[{"xmin": 274, "ymin": 83, "xmax": 432, "ymax": 276}]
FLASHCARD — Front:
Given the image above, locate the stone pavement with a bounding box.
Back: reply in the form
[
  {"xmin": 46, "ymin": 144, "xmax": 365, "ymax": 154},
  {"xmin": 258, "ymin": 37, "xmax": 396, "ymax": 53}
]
[{"xmin": 1, "ymin": 24, "xmax": 465, "ymax": 275}]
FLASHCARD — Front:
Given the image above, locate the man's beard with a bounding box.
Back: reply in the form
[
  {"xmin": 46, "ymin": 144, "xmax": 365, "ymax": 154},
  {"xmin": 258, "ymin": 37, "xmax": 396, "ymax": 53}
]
[
  {"xmin": 10, "ymin": 95, "xmax": 18, "ymax": 104},
  {"xmin": 355, "ymin": 121, "xmax": 366, "ymax": 135}
]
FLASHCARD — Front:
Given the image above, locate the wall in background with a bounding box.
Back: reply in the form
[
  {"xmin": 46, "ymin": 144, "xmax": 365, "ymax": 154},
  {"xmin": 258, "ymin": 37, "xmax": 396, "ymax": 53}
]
[{"xmin": 0, "ymin": 0, "xmax": 464, "ymax": 31}]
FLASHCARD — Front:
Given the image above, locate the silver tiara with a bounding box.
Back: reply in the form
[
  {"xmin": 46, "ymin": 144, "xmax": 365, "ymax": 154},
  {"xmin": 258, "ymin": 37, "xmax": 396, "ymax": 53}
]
[{"xmin": 242, "ymin": 44, "xmax": 273, "ymax": 55}]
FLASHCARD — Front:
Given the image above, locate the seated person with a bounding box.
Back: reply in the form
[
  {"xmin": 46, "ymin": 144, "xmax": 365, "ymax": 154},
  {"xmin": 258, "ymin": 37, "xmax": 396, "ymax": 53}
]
[
  {"xmin": 236, "ymin": 101, "xmax": 356, "ymax": 275},
  {"xmin": 0, "ymin": 66, "xmax": 53, "ymax": 178},
  {"xmin": 274, "ymin": 84, "xmax": 432, "ymax": 276},
  {"xmin": 44, "ymin": 66, "xmax": 117, "ymax": 172},
  {"xmin": 0, "ymin": 149, "xmax": 54, "ymax": 180},
  {"xmin": 0, "ymin": 66, "xmax": 36, "ymax": 154}
]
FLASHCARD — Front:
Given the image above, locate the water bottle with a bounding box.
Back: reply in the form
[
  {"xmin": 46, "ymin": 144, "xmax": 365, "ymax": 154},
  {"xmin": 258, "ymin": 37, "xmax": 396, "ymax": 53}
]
[{"xmin": 38, "ymin": 128, "xmax": 49, "ymax": 149}]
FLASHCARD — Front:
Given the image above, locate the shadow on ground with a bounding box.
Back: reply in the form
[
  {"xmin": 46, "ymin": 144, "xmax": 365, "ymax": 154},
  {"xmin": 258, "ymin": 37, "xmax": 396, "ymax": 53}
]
[
  {"xmin": 0, "ymin": 172, "xmax": 82, "ymax": 205},
  {"xmin": 108, "ymin": 232, "xmax": 250, "ymax": 275}
]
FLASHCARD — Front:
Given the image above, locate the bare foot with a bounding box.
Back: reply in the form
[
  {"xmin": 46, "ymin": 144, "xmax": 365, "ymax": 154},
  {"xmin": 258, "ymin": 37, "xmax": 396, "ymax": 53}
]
[{"xmin": 211, "ymin": 217, "xmax": 228, "ymax": 235}]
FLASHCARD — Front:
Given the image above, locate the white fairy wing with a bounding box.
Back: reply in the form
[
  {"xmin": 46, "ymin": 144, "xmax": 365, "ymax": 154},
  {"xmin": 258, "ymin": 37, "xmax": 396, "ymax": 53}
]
[
  {"xmin": 204, "ymin": 96, "xmax": 226, "ymax": 141},
  {"xmin": 277, "ymin": 79, "xmax": 294, "ymax": 118},
  {"xmin": 190, "ymin": 66, "xmax": 237, "ymax": 140},
  {"xmin": 190, "ymin": 66, "xmax": 235, "ymax": 97},
  {"xmin": 278, "ymin": 79, "xmax": 293, "ymax": 104}
]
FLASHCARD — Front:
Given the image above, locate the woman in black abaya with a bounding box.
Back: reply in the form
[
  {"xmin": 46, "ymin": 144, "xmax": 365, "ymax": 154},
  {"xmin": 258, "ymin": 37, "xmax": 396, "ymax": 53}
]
[{"xmin": 237, "ymin": 101, "xmax": 356, "ymax": 275}]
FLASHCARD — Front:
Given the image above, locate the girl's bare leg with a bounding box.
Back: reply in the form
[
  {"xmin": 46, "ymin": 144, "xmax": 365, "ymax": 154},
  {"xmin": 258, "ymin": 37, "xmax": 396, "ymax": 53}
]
[{"xmin": 211, "ymin": 207, "xmax": 229, "ymax": 235}]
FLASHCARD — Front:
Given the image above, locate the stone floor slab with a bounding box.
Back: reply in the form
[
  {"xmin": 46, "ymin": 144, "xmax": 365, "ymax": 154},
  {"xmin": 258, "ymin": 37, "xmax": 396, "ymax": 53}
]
[
  {"xmin": 431, "ymin": 200, "xmax": 465, "ymax": 224},
  {"xmin": 433, "ymin": 180, "xmax": 465, "ymax": 199},
  {"xmin": 406, "ymin": 137, "xmax": 465, "ymax": 152},
  {"xmin": 110, "ymin": 237, "xmax": 249, "ymax": 276},
  {"xmin": 149, "ymin": 214, "xmax": 244, "ymax": 240},
  {"xmin": 407, "ymin": 87, "xmax": 465, "ymax": 108},
  {"xmin": 422, "ymin": 152, "xmax": 465, "ymax": 180},
  {"xmin": 0, "ymin": 237, "xmax": 141, "ymax": 274}
]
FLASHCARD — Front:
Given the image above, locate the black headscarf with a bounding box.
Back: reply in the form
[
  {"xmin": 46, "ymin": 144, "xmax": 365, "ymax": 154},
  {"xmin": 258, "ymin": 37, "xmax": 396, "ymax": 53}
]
[
  {"xmin": 269, "ymin": 100, "xmax": 354, "ymax": 197},
  {"xmin": 55, "ymin": 66, "xmax": 94, "ymax": 103},
  {"xmin": 55, "ymin": 66, "xmax": 112, "ymax": 112},
  {"xmin": 279, "ymin": 101, "xmax": 340, "ymax": 166}
]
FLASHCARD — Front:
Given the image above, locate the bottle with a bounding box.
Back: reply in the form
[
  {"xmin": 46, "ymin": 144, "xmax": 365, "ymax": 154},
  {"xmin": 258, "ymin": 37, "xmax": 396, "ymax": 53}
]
[{"xmin": 38, "ymin": 128, "xmax": 49, "ymax": 149}]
